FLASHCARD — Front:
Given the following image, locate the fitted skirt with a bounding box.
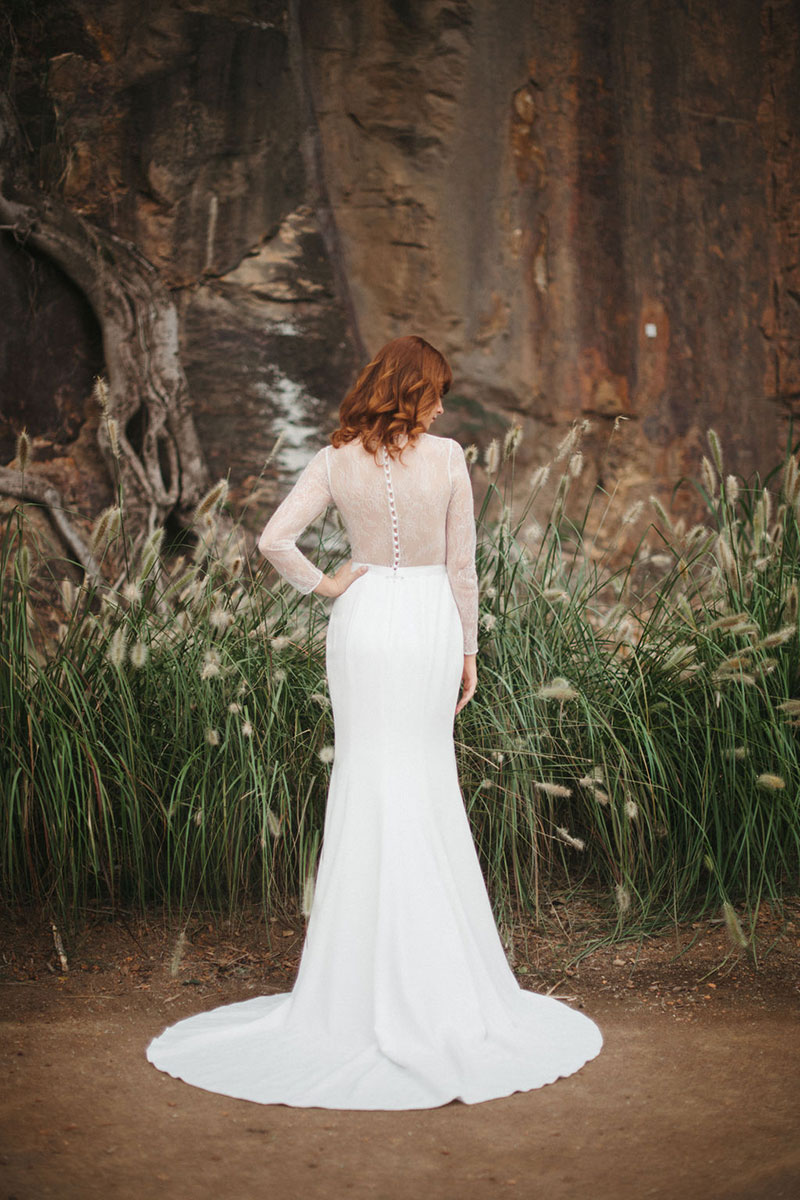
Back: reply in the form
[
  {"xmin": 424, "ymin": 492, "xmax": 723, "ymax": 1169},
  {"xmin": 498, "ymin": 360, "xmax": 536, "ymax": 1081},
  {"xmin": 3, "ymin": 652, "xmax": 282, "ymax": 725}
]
[{"xmin": 146, "ymin": 563, "xmax": 603, "ymax": 1109}]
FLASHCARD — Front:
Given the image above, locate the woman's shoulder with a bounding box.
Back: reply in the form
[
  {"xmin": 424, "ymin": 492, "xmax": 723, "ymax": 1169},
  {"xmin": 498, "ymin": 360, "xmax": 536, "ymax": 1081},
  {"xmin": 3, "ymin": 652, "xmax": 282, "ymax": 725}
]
[{"xmin": 416, "ymin": 432, "xmax": 460, "ymax": 454}]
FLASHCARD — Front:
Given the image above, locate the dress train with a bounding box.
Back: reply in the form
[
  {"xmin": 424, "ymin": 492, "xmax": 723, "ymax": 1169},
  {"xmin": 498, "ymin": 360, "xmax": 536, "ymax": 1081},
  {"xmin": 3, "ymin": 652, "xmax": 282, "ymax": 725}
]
[{"xmin": 146, "ymin": 565, "xmax": 602, "ymax": 1108}]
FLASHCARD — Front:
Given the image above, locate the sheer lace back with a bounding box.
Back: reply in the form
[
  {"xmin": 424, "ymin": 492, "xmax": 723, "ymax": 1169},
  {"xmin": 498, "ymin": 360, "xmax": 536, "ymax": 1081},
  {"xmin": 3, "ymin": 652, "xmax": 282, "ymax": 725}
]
[{"xmin": 258, "ymin": 433, "xmax": 479, "ymax": 653}]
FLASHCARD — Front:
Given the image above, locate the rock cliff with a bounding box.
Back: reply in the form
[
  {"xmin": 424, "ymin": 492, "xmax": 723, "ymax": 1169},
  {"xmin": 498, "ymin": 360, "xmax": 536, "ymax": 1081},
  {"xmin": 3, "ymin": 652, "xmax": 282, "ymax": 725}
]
[{"xmin": 1, "ymin": 0, "xmax": 798, "ymax": 538}]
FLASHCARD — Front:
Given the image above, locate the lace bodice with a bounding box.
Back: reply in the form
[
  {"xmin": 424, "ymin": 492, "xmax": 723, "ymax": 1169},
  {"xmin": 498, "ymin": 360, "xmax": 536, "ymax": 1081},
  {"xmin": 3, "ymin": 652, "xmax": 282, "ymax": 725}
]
[{"xmin": 258, "ymin": 433, "xmax": 479, "ymax": 654}]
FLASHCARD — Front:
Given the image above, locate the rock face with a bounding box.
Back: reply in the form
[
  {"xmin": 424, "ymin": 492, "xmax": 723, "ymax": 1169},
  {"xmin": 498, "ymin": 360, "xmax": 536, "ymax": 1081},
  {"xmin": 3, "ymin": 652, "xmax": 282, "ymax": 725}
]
[
  {"xmin": 302, "ymin": 0, "xmax": 800, "ymax": 509},
  {"xmin": 1, "ymin": 0, "xmax": 799, "ymax": 537}
]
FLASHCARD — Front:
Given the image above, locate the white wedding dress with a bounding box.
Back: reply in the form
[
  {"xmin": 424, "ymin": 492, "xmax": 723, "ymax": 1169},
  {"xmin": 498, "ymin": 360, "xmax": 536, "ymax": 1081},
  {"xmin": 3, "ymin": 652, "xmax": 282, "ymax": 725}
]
[{"xmin": 146, "ymin": 434, "xmax": 602, "ymax": 1108}]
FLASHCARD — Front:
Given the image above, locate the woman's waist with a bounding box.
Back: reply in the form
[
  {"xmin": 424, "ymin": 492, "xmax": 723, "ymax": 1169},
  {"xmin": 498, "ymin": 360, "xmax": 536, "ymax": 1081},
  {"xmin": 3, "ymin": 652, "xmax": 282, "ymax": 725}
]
[{"xmin": 351, "ymin": 561, "xmax": 448, "ymax": 578}]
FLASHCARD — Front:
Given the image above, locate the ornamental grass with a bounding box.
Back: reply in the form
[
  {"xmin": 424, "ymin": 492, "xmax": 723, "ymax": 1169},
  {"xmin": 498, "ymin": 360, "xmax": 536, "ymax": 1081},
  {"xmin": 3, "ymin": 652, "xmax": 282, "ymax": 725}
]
[{"xmin": 2, "ymin": 423, "xmax": 799, "ymax": 951}]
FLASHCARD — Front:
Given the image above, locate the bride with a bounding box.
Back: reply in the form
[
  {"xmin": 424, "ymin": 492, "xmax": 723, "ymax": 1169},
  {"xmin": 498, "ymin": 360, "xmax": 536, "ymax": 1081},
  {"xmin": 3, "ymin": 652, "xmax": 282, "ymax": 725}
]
[{"xmin": 146, "ymin": 335, "xmax": 602, "ymax": 1109}]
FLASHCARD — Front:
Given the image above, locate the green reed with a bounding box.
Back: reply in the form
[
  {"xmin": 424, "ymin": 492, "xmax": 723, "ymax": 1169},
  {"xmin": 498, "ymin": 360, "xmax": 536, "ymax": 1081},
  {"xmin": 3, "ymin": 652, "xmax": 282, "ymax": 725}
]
[{"xmin": 1, "ymin": 423, "xmax": 798, "ymax": 946}]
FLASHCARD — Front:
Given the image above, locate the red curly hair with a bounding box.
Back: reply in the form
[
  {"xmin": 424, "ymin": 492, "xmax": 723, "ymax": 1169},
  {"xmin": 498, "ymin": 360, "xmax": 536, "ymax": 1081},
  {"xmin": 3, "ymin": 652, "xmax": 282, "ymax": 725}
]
[{"xmin": 331, "ymin": 335, "xmax": 452, "ymax": 459}]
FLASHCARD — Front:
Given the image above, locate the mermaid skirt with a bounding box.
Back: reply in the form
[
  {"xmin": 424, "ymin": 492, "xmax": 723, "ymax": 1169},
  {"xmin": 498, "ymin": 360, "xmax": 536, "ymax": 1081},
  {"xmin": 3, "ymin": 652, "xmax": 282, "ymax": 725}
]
[{"xmin": 146, "ymin": 564, "xmax": 602, "ymax": 1109}]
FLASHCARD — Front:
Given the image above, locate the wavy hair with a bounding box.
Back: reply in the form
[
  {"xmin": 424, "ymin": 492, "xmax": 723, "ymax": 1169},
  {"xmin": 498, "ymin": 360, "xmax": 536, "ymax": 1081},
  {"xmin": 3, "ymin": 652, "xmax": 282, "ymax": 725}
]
[{"xmin": 331, "ymin": 335, "xmax": 452, "ymax": 458}]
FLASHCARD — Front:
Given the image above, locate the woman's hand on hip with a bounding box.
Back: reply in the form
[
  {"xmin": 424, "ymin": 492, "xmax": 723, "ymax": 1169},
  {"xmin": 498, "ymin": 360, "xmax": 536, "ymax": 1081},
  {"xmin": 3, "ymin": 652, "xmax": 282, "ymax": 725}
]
[
  {"xmin": 313, "ymin": 561, "xmax": 368, "ymax": 599},
  {"xmin": 456, "ymin": 654, "xmax": 477, "ymax": 714}
]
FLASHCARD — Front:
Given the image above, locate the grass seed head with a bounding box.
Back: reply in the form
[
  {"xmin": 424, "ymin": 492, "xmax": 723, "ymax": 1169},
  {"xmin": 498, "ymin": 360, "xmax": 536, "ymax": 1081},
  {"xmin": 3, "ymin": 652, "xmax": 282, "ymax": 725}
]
[
  {"xmin": 530, "ymin": 464, "xmax": 551, "ymax": 494},
  {"xmin": 706, "ymin": 428, "xmax": 724, "ymax": 475},
  {"xmin": 59, "ymin": 578, "xmax": 77, "ymax": 612},
  {"xmin": 302, "ymin": 872, "xmax": 316, "ymax": 918},
  {"xmin": 535, "ymin": 781, "xmax": 572, "ymax": 798},
  {"xmin": 615, "ymin": 884, "xmax": 631, "ymax": 914},
  {"xmin": 318, "ymin": 745, "xmax": 334, "ymax": 764},
  {"xmin": 624, "ymin": 799, "xmax": 639, "ymax": 820},
  {"xmin": 264, "ymin": 432, "xmax": 285, "ymax": 467},
  {"xmin": 141, "ymin": 528, "xmax": 164, "ymax": 578},
  {"xmin": 464, "ymin": 443, "xmax": 478, "ymax": 465},
  {"xmin": 707, "ymin": 611, "xmax": 750, "ymax": 631},
  {"xmin": 266, "ymin": 809, "xmax": 283, "ymax": 838},
  {"xmin": 106, "ymin": 416, "xmax": 120, "ymax": 459},
  {"xmin": 130, "ymin": 640, "xmax": 149, "ymax": 669},
  {"xmin": 93, "ymin": 376, "xmax": 110, "ymax": 413},
  {"xmin": 724, "ymin": 475, "xmax": 740, "ymax": 506},
  {"xmin": 713, "ymin": 669, "xmax": 756, "ymax": 686},
  {"xmin": 537, "ymin": 677, "xmax": 578, "ymax": 701},
  {"xmin": 209, "ymin": 606, "xmax": 233, "ymax": 632},
  {"xmin": 200, "ymin": 649, "xmax": 222, "ymax": 679},
  {"xmin": 579, "ymin": 766, "xmax": 605, "ymax": 786},
  {"xmin": 782, "ymin": 456, "xmax": 800, "ymax": 503},
  {"xmin": 622, "ymin": 499, "xmax": 644, "ymax": 526},
  {"xmin": 555, "ymin": 826, "xmax": 585, "ymax": 851},
  {"xmin": 758, "ymin": 626, "xmax": 796, "ymax": 649},
  {"xmin": 717, "ymin": 653, "xmax": 752, "ymax": 673},
  {"xmin": 122, "ymin": 580, "xmax": 142, "ymax": 604},
  {"xmin": 15, "ymin": 428, "xmax": 30, "ymax": 472},
  {"xmin": 484, "ymin": 439, "xmax": 500, "ymax": 475},
  {"xmin": 106, "ymin": 626, "xmax": 127, "ymax": 669},
  {"xmin": 701, "ymin": 456, "xmax": 718, "ymax": 499},
  {"xmin": 555, "ymin": 424, "xmax": 580, "ymax": 463},
  {"xmin": 715, "ymin": 533, "xmax": 738, "ymax": 579},
  {"xmin": 195, "ymin": 480, "xmax": 229, "ymax": 520},
  {"xmin": 663, "ymin": 643, "xmax": 696, "ymax": 670},
  {"xmin": 756, "ymin": 773, "xmax": 786, "ymax": 791},
  {"xmin": 568, "ymin": 451, "xmax": 584, "ymax": 478},
  {"xmin": 91, "ymin": 506, "xmax": 122, "ymax": 553},
  {"xmin": 649, "ymin": 494, "xmax": 673, "ymax": 531},
  {"xmin": 503, "ymin": 423, "xmax": 523, "ymax": 458},
  {"xmin": 722, "ymin": 901, "xmax": 748, "ymax": 950},
  {"xmin": 205, "ymin": 728, "xmax": 220, "ymax": 747}
]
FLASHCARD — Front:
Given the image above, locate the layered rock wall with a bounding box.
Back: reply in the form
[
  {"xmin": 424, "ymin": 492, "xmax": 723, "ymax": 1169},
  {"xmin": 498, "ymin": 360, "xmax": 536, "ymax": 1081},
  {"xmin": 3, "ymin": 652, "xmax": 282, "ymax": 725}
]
[{"xmin": 2, "ymin": 0, "xmax": 798, "ymax": 532}]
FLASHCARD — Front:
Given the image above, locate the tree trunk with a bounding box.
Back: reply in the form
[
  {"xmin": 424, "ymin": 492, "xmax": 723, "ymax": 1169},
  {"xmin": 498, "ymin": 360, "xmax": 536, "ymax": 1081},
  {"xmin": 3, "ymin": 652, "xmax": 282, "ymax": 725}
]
[{"xmin": 0, "ymin": 94, "xmax": 210, "ymax": 549}]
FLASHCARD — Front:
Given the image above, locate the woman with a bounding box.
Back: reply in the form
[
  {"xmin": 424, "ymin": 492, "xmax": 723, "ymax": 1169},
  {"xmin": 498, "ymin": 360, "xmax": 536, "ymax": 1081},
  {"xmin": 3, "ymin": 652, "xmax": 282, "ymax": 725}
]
[{"xmin": 147, "ymin": 336, "xmax": 602, "ymax": 1109}]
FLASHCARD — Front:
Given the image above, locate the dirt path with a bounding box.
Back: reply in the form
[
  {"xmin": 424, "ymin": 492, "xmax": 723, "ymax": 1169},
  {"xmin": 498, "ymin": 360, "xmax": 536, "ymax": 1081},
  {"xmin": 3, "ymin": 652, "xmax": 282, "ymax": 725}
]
[{"xmin": 1, "ymin": 909, "xmax": 798, "ymax": 1200}]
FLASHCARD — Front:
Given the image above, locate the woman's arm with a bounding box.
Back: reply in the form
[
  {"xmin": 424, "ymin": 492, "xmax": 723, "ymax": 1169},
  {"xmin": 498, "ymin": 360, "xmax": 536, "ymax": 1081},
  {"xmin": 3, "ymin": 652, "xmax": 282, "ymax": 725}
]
[
  {"xmin": 445, "ymin": 441, "xmax": 479, "ymax": 657},
  {"xmin": 257, "ymin": 449, "xmax": 331, "ymax": 593},
  {"xmin": 258, "ymin": 448, "xmax": 367, "ymax": 598}
]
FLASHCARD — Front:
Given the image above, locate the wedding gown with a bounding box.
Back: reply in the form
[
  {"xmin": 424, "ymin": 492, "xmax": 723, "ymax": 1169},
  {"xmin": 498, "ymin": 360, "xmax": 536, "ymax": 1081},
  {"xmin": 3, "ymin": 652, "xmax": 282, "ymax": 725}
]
[{"xmin": 146, "ymin": 433, "xmax": 602, "ymax": 1108}]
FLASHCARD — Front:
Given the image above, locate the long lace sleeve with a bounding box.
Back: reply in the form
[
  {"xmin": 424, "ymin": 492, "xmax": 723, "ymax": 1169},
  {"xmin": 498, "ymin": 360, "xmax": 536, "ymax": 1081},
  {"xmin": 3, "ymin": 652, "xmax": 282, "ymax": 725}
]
[
  {"xmin": 445, "ymin": 441, "xmax": 479, "ymax": 655},
  {"xmin": 257, "ymin": 448, "xmax": 331, "ymax": 594}
]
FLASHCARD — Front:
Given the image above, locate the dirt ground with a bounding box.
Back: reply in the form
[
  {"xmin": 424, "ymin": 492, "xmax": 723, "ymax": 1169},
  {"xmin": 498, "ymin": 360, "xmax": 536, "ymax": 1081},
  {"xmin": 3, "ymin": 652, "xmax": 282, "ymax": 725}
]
[{"xmin": 1, "ymin": 901, "xmax": 798, "ymax": 1200}]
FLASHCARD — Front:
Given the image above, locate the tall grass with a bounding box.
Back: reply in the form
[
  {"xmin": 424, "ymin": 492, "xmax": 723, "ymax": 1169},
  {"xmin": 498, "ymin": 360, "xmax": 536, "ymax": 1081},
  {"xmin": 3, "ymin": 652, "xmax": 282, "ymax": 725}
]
[{"xmin": 1, "ymin": 420, "xmax": 799, "ymax": 945}]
